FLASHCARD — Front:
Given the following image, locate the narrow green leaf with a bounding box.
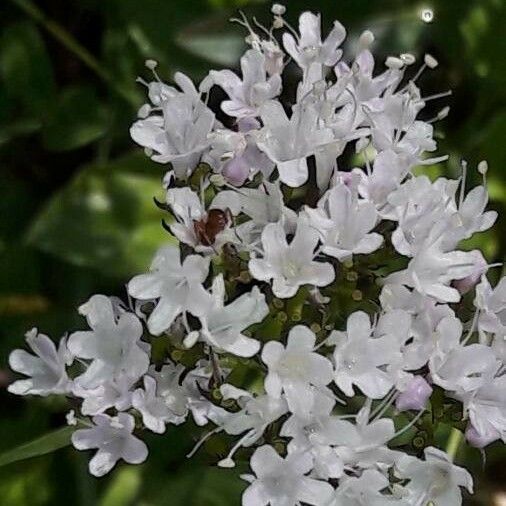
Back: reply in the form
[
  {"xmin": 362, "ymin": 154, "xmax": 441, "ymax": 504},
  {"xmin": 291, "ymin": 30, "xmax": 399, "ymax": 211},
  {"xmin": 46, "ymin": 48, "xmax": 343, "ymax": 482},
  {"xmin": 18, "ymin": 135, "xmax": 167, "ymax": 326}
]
[{"xmin": 0, "ymin": 426, "xmax": 74, "ymax": 467}]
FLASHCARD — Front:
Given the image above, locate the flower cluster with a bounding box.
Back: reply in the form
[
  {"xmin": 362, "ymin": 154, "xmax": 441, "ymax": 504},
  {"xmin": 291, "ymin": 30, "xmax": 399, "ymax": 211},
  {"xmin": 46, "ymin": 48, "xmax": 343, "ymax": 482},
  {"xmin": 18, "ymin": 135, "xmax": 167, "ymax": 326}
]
[{"xmin": 8, "ymin": 6, "xmax": 505, "ymax": 505}]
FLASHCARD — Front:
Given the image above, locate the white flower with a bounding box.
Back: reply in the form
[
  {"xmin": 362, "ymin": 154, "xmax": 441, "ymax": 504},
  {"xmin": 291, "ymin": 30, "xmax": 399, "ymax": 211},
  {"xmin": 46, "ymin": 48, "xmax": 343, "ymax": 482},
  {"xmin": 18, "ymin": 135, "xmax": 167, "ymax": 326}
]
[
  {"xmin": 331, "ymin": 311, "xmax": 401, "ymax": 399},
  {"xmin": 281, "ymin": 391, "xmax": 344, "ymax": 479},
  {"xmin": 395, "ymin": 447, "xmax": 473, "ymax": 506},
  {"xmin": 458, "ymin": 375, "xmax": 506, "ymax": 444},
  {"xmin": 282, "ymin": 11, "xmax": 346, "ymax": 71},
  {"xmin": 202, "ymin": 49, "xmax": 282, "ymax": 118},
  {"xmin": 73, "ymin": 375, "xmax": 135, "ymax": 416},
  {"xmin": 216, "ymin": 386, "xmax": 288, "ymax": 467},
  {"xmin": 475, "ymin": 275, "xmax": 506, "ymax": 336},
  {"xmin": 456, "ymin": 184, "xmax": 497, "ymax": 240},
  {"xmin": 305, "ymin": 180, "xmax": 383, "ymax": 261},
  {"xmin": 8, "ymin": 328, "xmax": 72, "ymax": 397},
  {"xmin": 205, "ymin": 121, "xmax": 275, "ymax": 186},
  {"xmin": 328, "ymin": 469, "xmax": 401, "ymax": 505},
  {"xmin": 198, "ymin": 275, "xmax": 268, "ymax": 357},
  {"xmin": 132, "ymin": 375, "xmax": 185, "ymax": 434},
  {"xmin": 249, "ymin": 218, "xmax": 334, "ymax": 298},
  {"xmin": 256, "ymin": 100, "xmax": 334, "ymax": 187},
  {"xmin": 130, "ymin": 74, "xmax": 215, "ymax": 178},
  {"xmin": 71, "ymin": 413, "xmax": 148, "ymax": 477},
  {"xmin": 182, "ymin": 361, "xmax": 229, "ymax": 426},
  {"xmin": 429, "ymin": 340, "xmax": 497, "ymax": 395},
  {"xmin": 241, "ymin": 445, "xmax": 333, "ymax": 506},
  {"xmin": 127, "ymin": 245, "xmax": 211, "ymax": 335},
  {"xmin": 385, "ymin": 242, "xmax": 483, "ymax": 303},
  {"xmin": 212, "ymin": 181, "xmax": 297, "ymax": 243},
  {"xmin": 165, "ymin": 187, "xmax": 237, "ymax": 252},
  {"xmin": 148, "ymin": 362, "xmax": 188, "ymax": 422},
  {"xmin": 68, "ymin": 295, "xmax": 149, "ymax": 389},
  {"xmin": 331, "ymin": 404, "xmax": 400, "ymax": 469},
  {"xmin": 261, "ymin": 325, "xmax": 334, "ymax": 416}
]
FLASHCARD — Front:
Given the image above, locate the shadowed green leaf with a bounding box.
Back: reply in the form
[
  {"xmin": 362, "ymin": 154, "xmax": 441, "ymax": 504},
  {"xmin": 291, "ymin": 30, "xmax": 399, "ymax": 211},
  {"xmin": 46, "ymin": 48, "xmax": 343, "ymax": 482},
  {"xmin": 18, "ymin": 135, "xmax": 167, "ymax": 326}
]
[{"xmin": 0, "ymin": 426, "xmax": 74, "ymax": 468}]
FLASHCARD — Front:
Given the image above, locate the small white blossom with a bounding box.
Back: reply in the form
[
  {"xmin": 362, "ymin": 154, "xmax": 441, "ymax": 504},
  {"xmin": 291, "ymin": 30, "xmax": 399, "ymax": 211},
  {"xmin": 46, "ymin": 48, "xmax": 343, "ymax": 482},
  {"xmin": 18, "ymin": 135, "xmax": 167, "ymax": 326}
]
[
  {"xmin": 71, "ymin": 413, "xmax": 148, "ymax": 477},
  {"xmin": 262, "ymin": 325, "xmax": 334, "ymax": 416},
  {"xmin": 249, "ymin": 218, "xmax": 335, "ymax": 298},
  {"xmin": 241, "ymin": 445, "xmax": 334, "ymax": 506},
  {"xmin": 8, "ymin": 328, "xmax": 72, "ymax": 396},
  {"xmin": 305, "ymin": 179, "xmax": 383, "ymax": 261},
  {"xmin": 395, "ymin": 447, "xmax": 473, "ymax": 506},
  {"xmin": 68, "ymin": 295, "xmax": 149, "ymax": 389},
  {"xmin": 198, "ymin": 275, "xmax": 268, "ymax": 357},
  {"xmin": 128, "ymin": 245, "xmax": 211, "ymax": 335}
]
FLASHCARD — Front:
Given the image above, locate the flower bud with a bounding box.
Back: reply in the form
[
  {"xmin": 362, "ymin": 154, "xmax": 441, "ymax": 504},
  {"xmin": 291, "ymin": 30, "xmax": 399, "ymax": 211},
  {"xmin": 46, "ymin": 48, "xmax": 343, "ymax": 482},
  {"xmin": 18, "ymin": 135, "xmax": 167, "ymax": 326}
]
[
  {"xmin": 223, "ymin": 155, "xmax": 250, "ymax": 186},
  {"xmin": 271, "ymin": 3, "xmax": 286, "ymax": 16},
  {"xmin": 465, "ymin": 423, "xmax": 499, "ymax": 448},
  {"xmin": 396, "ymin": 376, "xmax": 433, "ymax": 412},
  {"xmin": 453, "ymin": 251, "xmax": 487, "ymax": 295}
]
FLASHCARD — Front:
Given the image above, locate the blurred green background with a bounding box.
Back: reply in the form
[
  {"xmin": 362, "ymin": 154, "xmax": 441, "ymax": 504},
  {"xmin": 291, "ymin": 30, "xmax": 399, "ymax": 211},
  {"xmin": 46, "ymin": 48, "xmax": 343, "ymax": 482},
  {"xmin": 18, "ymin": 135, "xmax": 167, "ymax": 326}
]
[{"xmin": 0, "ymin": 0, "xmax": 505, "ymax": 504}]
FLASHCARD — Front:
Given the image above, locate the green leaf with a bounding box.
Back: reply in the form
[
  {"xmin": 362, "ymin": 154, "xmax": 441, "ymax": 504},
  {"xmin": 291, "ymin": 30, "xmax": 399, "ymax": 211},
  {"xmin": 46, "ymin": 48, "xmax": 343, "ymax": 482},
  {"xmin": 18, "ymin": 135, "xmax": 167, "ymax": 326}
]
[
  {"xmin": 0, "ymin": 426, "xmax": 74, "ymax": 468},
  {"xmin": 0, "ymin": 21, "xmax": 56, "ymax": 114},
  {"xmin": 26, "ymin": 153, "xmax": 172, "ymax": 278},
  {"xmin": 42, "ymin": 86, "xmax": 109, "ymax": 152}
]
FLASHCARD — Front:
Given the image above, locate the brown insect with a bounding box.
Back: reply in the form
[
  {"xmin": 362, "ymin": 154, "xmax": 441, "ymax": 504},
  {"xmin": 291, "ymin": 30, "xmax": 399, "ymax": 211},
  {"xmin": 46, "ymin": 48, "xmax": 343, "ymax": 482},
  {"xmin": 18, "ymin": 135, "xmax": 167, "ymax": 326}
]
[{"xmin": 193, "ymin": 208, "xmax": 233, "ymax": 246}]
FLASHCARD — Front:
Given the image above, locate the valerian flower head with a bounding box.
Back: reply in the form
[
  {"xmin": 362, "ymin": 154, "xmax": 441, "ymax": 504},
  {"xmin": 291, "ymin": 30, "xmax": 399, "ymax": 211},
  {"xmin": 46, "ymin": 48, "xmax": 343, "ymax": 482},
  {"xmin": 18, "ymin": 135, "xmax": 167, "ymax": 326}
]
[
  {"xmin": 127, "ymin": 245, "xmax": 211, "ymax": 335},
  {"xmin": 8, "ymin": 328, "xmax": 72, "ymax": 396},
  {"xmin": 241, "ymin": 445, "xmax": 334, "ymax": 506},
  {"xmin": 6, "ymin": 6, "xmax": 506, "ymax": 504},
  {"xmin": 71, "ymin": 413, "xmax": 148, "ymax": 477}
]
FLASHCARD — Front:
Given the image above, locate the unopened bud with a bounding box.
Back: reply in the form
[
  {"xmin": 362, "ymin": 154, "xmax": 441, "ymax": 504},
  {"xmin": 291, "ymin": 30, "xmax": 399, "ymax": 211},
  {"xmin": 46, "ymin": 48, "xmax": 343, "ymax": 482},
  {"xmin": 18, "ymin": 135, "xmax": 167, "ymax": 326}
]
[
  {"xmin": 145, "ymin": 59, "xmax": 158, "ymax": 70},
  {"xmin": 271, "ymin": 3, "xmax": 286, "ymax": 16},
  {"xmin": 396, "ymin": 376, "xmax": 433, "ymax": 412},
  {"xmin": 437, "ymin": 106, "xmax": 450, "ymax": 120},
  {"xmin": 478, "ymin": 160, "xmax": 489, "ymax": 175},
  {"xmin": 359, "ymin": 30, "xmax": 374, "ymax": 49}
]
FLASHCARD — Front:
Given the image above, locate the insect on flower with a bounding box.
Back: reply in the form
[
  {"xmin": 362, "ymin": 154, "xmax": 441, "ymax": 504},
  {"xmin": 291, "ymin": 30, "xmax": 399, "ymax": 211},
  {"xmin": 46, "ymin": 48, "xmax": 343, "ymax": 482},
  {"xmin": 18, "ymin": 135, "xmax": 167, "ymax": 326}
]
[{"xmin": 193, "ymin": 208, "xmax": 233, "ymax": 246}]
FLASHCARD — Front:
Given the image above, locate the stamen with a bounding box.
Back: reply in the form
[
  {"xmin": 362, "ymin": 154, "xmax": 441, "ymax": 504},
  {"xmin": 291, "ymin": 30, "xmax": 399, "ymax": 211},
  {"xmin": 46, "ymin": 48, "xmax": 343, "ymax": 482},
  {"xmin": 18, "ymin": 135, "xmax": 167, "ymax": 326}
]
[{"xmin": 186, "ymin": 427, "xmax": 222, "ymax": 458}]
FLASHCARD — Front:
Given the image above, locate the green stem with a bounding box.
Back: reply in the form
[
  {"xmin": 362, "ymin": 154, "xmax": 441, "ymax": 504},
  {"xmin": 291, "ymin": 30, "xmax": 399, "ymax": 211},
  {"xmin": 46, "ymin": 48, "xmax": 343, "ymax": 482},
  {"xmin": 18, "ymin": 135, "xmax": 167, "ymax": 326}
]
[
  {"xmin": 446, "ymin": 427, "xmax": 463, "ymax": 461},
  {"xmin": 8, "ymin": 0, "xmax": 138, "ymax": 106}
]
